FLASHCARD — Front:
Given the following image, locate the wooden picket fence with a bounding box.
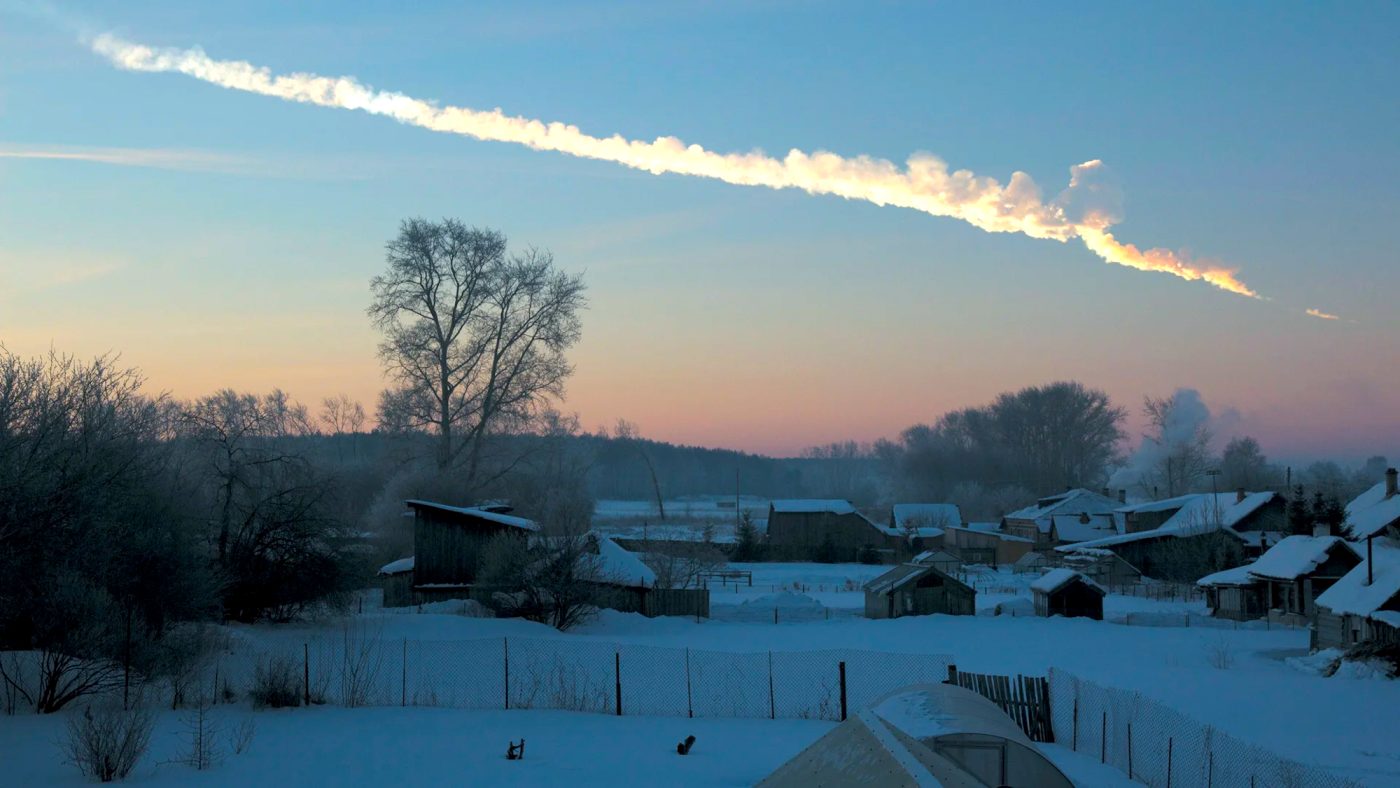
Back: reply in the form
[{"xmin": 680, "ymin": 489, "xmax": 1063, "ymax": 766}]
[{"xmin": 945, "ymin": 665, "xmax": 1053, "ymax": 743}]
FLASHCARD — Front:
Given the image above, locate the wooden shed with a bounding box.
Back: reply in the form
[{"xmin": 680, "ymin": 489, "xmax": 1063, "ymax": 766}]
[
  {"xmin": 1031, "ymin": 569, "xmax": 1105, "ymax": 620},
  {"xmin": 380, "ymin": 500, "xmax": 539, "ymax": 607},
  {"xmin": 1197, "ymin": 563, "xmax": 1267, "ymax": 622},
  {"xmin": 863, "ymin": 562, "xmax": 976, "ymax": 619}
]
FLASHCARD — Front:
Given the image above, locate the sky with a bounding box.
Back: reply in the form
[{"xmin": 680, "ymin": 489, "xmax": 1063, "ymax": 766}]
[{"xmin": 1, "ymin": 1, "xmax": 1398, "ymax": 460}]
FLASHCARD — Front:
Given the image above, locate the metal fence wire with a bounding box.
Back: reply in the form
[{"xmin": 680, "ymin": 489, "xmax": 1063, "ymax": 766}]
[
  {"xmin": 207, "ymin": 633, "xmax": 953, "ymax": 725},
  {"xmin": 1048, "ymin": 669, "xmax": 1362, "ymax": 788}
]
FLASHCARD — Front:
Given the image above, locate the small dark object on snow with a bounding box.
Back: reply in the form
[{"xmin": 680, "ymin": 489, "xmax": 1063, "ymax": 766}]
[
  {"xmin": 677, "ymin": 735, "xmax": 696, "ymax": 755},
  {"xmin": 506, "ymin": 739, "xmax": 525, "ymax": 760}
]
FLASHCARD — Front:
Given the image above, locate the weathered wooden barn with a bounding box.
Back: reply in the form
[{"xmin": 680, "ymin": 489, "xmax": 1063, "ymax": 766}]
[
  {"xmin": 404, "ymin": 499, "xmax": 538, "ymax": 599},
  {"xmin": 944, "ymin": 523, "xmax": 1034, "ymax": 566},
  {"xmin": 863, "ymin": 562, "xmax": 976, "ymax": 619},
  {"xmin": 766, "ymin": 499, "xmax": 899, "ymax": 562},
  {"xmin": 1032, "ymin": 569, "xmax": 1105, "ymax": 620}
]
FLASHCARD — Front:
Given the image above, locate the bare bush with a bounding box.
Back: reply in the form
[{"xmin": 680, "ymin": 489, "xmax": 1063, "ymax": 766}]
[
  {"xmin": 339, "ymin": 622, "xmax": 385, "ymax": 708},
  {"xmin": 1204, "ymin": 635, "xmax": 1235, "ymax": 670},
  {"xmin": 249, "ymin": 655, "xmax": 300, "ymax": 709},
  {"xmin": 229, "ymin": 717, "xmax": 256, "ymax": 756},
  {"xmin": 63, "ymin": 703, "xmax": 154, "ymax": 782}
]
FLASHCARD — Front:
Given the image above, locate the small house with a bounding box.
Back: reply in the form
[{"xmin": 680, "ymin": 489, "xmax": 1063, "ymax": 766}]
[
  {"xmin": 1343, "ymin": 468, "xmax": 1400, "ymax": 541},
  {"xmin": 1031, "ymin": 568, "xmax": 1105, "ymax": 620},
  {"xmin": 1314, "ymin": 538, "xmax": 1400, "ymax": 650},
  {"xmin": 1245, "ymin": 535, "xmax": 1360, "ymax": 625},
  {"xmin": 863, "ymin": 562, "xmax": 976, "ymax": 619}
]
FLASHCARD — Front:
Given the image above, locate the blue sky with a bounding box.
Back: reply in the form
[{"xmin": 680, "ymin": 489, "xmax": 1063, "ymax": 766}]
[{"xmin": 1, "ymin": 1, "xmax": 1397, "ymax": 459}]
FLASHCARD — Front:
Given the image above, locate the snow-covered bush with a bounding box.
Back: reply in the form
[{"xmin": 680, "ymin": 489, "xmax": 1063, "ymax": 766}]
[{"xmin": 62, "ymin": 703, "xmax": 154, "ymax": 782}]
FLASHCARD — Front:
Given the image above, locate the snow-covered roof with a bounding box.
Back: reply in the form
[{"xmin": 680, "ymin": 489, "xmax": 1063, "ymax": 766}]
[
  {"xmin": 591, "ymin": 534, "xmax": 656, "ymax": 587},
  {"xmin": 911, "ymin": 550, "xmax": 960, "ymax": 566},
  {"xmin": 1059, "ymin": 492, "xmax": 1276, "ymax": 552},
  {"xmin": 1050, "ymin": 513, "xmax": 1118, "ymax": 543},
  {"xmin": 891, "ymin": 503, "xmax": 962, "ymax": 530},
  {"xmin": 1244, "ymin": 535, "xmax": 1359, "ymax": 581},
  {"xmin": 1344, "ymin": 480, "xmax": 1400, "ymax": 540},
  {"xmin": 1031, "ymin": 568, "xmax": 1104, "ymax": 595},
  {"xmin": 769, "ymin": 499, "xmax": 856, "ymax": 514},
  {"xmin": 1005, "ymin": 488, "xmax": 1120, "ymax": 523},
  {"xmin": 945, "ymin": 524, "xmax": 1033, "ymax": 543},
  {"xmin": 378, "ymin": 556, "xmax": 414, "ymax": 575},
  {"xmin": 1315, "ymin": 540, "xmax": 1400, "ymax": 620},
  {"xmin": 864, "ymin": 563, "xmax": 928, "ymax": 595},
  {"xmin": 405, "ymin": 499, "xmax": 539, "ymax": 531},
  {"xmin": 1197, "ymin": 563, "xmax": 1258, "ymax": 587}
]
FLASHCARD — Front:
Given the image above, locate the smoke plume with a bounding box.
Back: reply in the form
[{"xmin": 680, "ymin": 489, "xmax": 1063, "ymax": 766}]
[{"xmin": 89, "ymin": 34, "xmax": 1260, "ymax": 298}]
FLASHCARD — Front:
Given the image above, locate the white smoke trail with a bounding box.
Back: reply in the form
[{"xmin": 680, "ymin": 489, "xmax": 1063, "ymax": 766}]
[{"xmin": 90, "ymin": 33, "xmax": 1260, "ymax": 298}]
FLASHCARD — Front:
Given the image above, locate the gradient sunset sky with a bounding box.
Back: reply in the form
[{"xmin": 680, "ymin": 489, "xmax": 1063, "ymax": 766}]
[{"xmin": 2, "ymin": 1, "xmax": 1397, "ymax": 459}]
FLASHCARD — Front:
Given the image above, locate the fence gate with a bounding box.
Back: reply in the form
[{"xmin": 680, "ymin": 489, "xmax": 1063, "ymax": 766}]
[{"xmin": 946, "ymin": 665, "xmax": 1053, "ymax": 743}]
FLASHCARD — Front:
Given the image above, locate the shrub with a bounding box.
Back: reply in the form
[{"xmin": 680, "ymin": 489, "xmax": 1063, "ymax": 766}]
[
  {"xmin": 63, "ymin": 704, "xmax": 154, "ymax": 782},
  {"xmin": 248, "ymin": 655, "xmax": 300, "ymax": 709}
]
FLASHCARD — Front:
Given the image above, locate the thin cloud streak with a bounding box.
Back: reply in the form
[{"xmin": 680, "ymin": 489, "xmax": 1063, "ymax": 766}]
[
  {"xmin": 0, "ymin": 142, "xmax": 252, "ymax": 173},
  {"xmin": 89, "ymin": 33, "xmax": 1263, "ymax": 301},
  {"xmin": 1305, "ymin": 308, "xmax": 1340, "ymax": 320}
]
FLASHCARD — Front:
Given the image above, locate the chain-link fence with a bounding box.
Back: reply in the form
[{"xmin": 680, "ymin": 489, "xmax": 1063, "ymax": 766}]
[
  {"xmin": 1048, "ymin": 668, "xmax": 1362, "ymax": 787},
  {"xmin": 209, "ymin": 631, "xmax": 953, "ymax": 724}
]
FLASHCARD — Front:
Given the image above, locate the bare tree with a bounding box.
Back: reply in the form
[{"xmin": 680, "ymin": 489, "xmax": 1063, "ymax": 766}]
[
  {"xmin": 368, "ymin": 219, "xmax": 587, "ymax": 488},
  {"xmin": 320, "ymin": 394, "xmax": 366, "ymax": 435},
  {"xmin": 1140, "ymin": 393, "xmax": 1214, "ymax": 497}
]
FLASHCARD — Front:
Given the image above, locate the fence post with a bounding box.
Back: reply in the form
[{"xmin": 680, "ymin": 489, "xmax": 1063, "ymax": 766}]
[
  {"xmin": 1072, "ymin": 697, "xmax": 1079, "ymax": 750},
  {"xmin": 774, "ymin": 607, "xmax": 778, "ymax": 625},
  {"xmin": 503, "ymin": 637, "xmax": 510, "ymax": 710},
  {"xmin": 1127, "ymin": 721, "xmax": 1134, "ymax": 779},
  {"xmin": 303, "ymin": 643, "xmax": 310, "ymax": 706},
  {"xmin": 614, "ymin": 652, "xmax": 622, "ymax": 716},
  {"xmin": 1208, "ymin": 750, "xmax": 1214, "ymax": 787},
  {"xmin": 401, "ymin": 638, "xmax": 407, "ymax": 707},
  {"xmin": 1100, "ymin": 712, "xmax": 1107, "ymax": 764},
  {"xmin": 685, "ymin": 648, "xmax": 693, "ymax": 719},
  {"xmin": 1166, "ymin": 736, "xmax": 1173, "ymax": 788},
  {"xmin": 838, "ymin": 661, "xmax": 847, "ymax": 721},
  {"xmin": 946, "ymin": 664, "xmax": 958, "ymax": 685},
  {"xmin": 768, "ymin": 651, "xmax": 776, "ymax": 719}
]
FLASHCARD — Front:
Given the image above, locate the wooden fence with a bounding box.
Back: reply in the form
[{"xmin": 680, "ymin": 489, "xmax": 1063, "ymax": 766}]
[{"xmin": 945, "ymin": 665, "xmax": 1053, "ymax": 743}]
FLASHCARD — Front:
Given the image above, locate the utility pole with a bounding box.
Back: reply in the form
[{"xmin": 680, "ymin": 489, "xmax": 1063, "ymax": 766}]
[{"xmin": 1206, "ymin": 469, "xmax": 1222, "ymax": 525}]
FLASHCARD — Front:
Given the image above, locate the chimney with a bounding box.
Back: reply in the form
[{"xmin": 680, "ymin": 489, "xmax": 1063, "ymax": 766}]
[
  {"xmin": 1236, "ymin": 487, "xmax": 1247, "ymax": 505},
  {"xmin": 1117, "ymin": 489, "xmax": 1126, "ymax": 504},
  {"xmin": 1386, "ymin": 467, "xmax": 1398, "ymax": 499}
]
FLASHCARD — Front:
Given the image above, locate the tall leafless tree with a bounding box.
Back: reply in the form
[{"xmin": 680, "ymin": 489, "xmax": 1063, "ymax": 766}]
[{"xmin": 368, "ymin": 219, "xmax": 586, "ymax": 490}]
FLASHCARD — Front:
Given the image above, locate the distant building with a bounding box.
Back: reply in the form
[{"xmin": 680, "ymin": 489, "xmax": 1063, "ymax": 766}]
[
  {"xmin": 766, "ymin": 499, "xmax": 899, "ymax": 562},
  {"xmin": 1003, "ymin": 488, "xmax": 1124, "ymax": 550},
  {"xmin": 1031, "ymin": 569, "xmax": 1105, "ymax": 620},
  {"xmin": 944, "ymin": 522, "xmax": 1034, "ymax": 566},
  {"xmin": 863, "ymin": 562, "xmax": 976, "ymax": 619},
  {"xmin": 889, "ymin": 503, "xmax": 961, "ymax": 551},
  {"xmin": 1056, "ymin": 491, "xmax": 1283, "ymax": 581},
  {"xmin": 398, "ymin": 500, "xmax": 540, "ymax": 604}
]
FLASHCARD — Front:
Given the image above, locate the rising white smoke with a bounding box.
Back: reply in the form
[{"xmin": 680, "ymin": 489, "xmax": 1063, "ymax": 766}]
[{"xmin": 89, "ymin": 33, "xmax": 1261, "ymax": 298}]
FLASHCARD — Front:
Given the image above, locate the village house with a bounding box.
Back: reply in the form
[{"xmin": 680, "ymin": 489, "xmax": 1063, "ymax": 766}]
[
  {"xmin": 1197, "ymin": 563, "xmax": 1266, "ymax": 622},
  {"xmin": 1002, "ymin": 488, "xmax": 1124, "ymax": 550},
  {"xmin": 1056, "ymin": 491, "xmax": 1281, "ymax": 581},
  {"xmin": 1313, "ymin": 468, "xmax": 1400, "ymax": 649},
  {"xmin": 1031, "ymin": 568, "xmax": 1105, "ymax": 620},
  {"xmin": 766, "ymin": 499, "xmax": 901, "ymax": 562},
  {"xmin": 1234, "ymin": 534, "xmax": 1360, "ymax": 625},
  {"xmin": 863, "ymin": 561, "xmax": 976, "ymax": 619},
  {"xmin": 943, "ymin": 522, "xmax": 1034, "ymax": 566},
  {"xmin": 888, "ymin": 503, "xmax": 960, "ymax": 551},
  {"xmin": 1314, "ymin": 540, "xmax": 1400, "ymax": 650}
]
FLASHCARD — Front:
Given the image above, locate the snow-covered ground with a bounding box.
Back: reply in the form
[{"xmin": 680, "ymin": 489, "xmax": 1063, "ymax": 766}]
[{"xmin": 5, "ymin": 561, "xmax": 1396, "ymax": 786}]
